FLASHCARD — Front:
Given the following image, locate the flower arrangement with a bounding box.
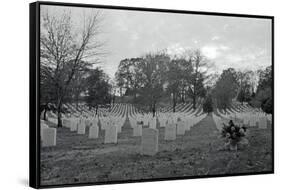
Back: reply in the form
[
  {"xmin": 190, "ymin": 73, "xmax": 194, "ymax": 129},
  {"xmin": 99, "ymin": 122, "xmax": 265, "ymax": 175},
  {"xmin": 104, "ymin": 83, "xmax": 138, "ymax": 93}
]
[{"xmin": 221, "ymin": 120, "xmax": 247, "ymax": 151}]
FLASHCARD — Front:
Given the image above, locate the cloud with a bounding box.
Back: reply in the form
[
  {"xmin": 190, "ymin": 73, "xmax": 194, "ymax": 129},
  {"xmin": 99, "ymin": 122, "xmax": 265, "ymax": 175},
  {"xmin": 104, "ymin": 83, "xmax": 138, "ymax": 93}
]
[
  {"xmin": 225, "ymin": 54, "xmax": 243, "ymax": 63},
  {"xmin": 192, "ymin": 39, "xmax": 199, "ymax": 45},
  {"xmin": 113, "ymin": 15, "xmax": 129, "ymax": 32},
  {"xmin": 131, "ymin": 32, "xmax": 139, "ymax": 41},
  {"xmin": 223, "ymin": 24, "xmax": 229, "ymax": 31},
  {"xmin": 211, "ymin": 36, "xmax": 220, "ymax": 41},
  {"xmin": 167, "ymin": 43, "xmax": 189, "ymax": 56},
  {"xmin": 202, "ymin": 45, "xmax": 230, "ymax": 59},
  {"xmin": 202, "ymin": 46, "xmax": 218, "ymax": 59}
]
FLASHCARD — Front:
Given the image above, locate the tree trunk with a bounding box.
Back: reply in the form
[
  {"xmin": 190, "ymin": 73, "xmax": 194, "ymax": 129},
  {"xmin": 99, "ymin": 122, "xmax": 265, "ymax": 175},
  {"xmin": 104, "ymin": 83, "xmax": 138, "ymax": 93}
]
[
  {"xmin": 152, "ymin": 101, "xmax": 156, "ymax": 117},
  {"xmin": 173, "ymin": 94, "xmax": 176, "ymax": 113},
  {"xmin": 112, "ymin": 96, "xmax": 115, "ymax": 105},
  {"xmin": 75, "ymin": 95, "xmax": 79, "ymax": 110},
  {"xmin": 95, "ymin": 105, "xmax": 98, "ymax": 116},
  {"xmin": 192, "ymin": 96, "xmax": 196, "ymax": 109},
  {"xmin": 57, "ymin": 99, "xmax": 63, "ymax": 128},
  {"xmin": 181, "ymin": 89, "xmax": 185, "ymax": 103}
]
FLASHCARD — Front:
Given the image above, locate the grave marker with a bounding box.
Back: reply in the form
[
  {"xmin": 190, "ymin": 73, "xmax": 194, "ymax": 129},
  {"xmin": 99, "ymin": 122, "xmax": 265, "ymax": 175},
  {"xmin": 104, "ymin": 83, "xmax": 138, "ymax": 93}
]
[
  {"xmin": 159, "ymin": 118, "xmax": 167, "ymax": 127},
  {"xmin": 141, "ymin": 128, "xmax": 158, "ymax": 156},
  {"xmin": 249, "ymin": 117, "xmax": 256, "ymax": 127},
  {"xmin": 150, "ymin": 117, "xmax": 157, "ymax": 129},
  {"xmin": 133, "ymin": 124, "xmax": 142, "ymax": 137},
  {"xmin": 165, "ymin": 124, "xmax": 176, "ymax": 140},
  {"xmin": 184, "ymin": 120, "xmax": 191, "ymax": 131},
  {"xmin": 64, "ymin": 119, "xmax": 71, "ymax": 128},
  {"xmin": 243, "ymin": 116, "xmax": 249, "ymax": 126},
  {"xmin": 89, "ymin": 125, "xmax": 99, "ymax": 139},
  {"xmin": 70, "ymin": 119, "xmax": 78, "ymax": 131},
  {"xmin": 77, "ymin": 120, "xmax": 86, "ymax": 134},
  {"xmin": 116, "ymin": 120, "xmax": 122, "ymax": 133},
  {"xmin": 176, "ymin": 120, "xmax": 185, "ymax": 135},
  {"xmin": 40, "ymin": 123, "xmax": 49, "ymax": 137},
  {"xmin": 104, "ymin": 124, "xmax": 118, "ymax": 144},
  {"xmin": 258, "ymin": 116, "xmax": 267, "ymax": 129},
  {"xmin": 143, "ymin": 117, "xmax": 149, "ymax": 126},
  {"xmin": 42, "ymin": 127, "xmax": 56, "ymax": 147}
]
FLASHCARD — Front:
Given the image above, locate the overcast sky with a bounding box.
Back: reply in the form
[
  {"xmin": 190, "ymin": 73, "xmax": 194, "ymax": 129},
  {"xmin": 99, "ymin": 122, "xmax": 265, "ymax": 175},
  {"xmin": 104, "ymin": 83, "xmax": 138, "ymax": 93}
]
[{"xmin": 41, "ymin": 5, "xmax": 272, "ymax": 78}]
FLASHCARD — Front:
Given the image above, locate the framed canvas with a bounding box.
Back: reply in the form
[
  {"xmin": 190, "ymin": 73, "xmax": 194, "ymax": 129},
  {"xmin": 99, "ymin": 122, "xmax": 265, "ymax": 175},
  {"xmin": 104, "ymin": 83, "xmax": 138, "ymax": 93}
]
[{"xmin": 29, "ymin": 1, "xmax": 274, "ymax": 188}]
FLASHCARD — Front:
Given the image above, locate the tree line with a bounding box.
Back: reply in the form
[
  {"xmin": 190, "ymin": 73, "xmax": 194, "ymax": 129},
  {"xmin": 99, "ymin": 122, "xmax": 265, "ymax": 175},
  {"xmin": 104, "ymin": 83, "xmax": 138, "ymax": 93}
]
[
  {"xmin": 115, "ymin": 50, "xmax": 273, "ymax": 116},
  {"xmin": 115, "ymin": 50, "xmax": 207, "ymax": 116}
]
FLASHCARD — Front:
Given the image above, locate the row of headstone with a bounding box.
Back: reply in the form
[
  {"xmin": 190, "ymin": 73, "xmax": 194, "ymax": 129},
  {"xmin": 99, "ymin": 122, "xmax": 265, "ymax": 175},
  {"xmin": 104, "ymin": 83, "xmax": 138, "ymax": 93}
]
[
  {"xmin": 61, "ymin": 106, "xmax": 207, "ymax": 152},
  {"xmin": 130, "ymin": 113, "xmax": 206, "ymax": 142},
  {"xmin": 62, "ymin": 108, "xmax": 207, "ymax": 146},
  {"xmin": 50, "ymin": 111, "xmax": 207, "ymax": 156},
  {"xmin": 214, "ymin": 109, "xmax": 270, "ymax": 130},
  {"xmin": 140, "ymin": 118, "xmax": 196, "ymax": 156},
  {"xmin": 62, "ymin": 115, "xmax": 126, "ymax": 144}
]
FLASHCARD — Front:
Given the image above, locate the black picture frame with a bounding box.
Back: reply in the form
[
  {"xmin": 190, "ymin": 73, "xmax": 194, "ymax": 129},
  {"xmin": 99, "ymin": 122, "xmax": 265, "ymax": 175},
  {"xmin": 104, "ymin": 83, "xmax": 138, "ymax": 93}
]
[{"xmin": 30, "ymin": 1, "xmax": 274, "ymax": 189}]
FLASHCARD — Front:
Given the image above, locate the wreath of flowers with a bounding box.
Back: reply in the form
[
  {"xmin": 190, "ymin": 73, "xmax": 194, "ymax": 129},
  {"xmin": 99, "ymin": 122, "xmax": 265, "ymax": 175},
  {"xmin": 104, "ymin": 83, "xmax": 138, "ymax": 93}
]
[{"xmin": 221, "ymin": 120, "xmax": 247, "ymax": 143}]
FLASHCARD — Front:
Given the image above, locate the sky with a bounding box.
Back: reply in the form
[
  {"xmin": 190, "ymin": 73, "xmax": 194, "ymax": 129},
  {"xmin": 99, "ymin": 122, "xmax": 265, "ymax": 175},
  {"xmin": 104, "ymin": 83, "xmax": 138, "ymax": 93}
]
[{"xmin": 41, "ymin": 5, "xmax": 272, "ymax": 79}]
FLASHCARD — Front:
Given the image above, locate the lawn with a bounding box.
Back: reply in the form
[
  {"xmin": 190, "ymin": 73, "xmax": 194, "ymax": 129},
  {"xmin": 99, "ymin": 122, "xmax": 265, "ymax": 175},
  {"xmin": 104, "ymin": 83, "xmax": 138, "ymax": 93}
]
[{"xmin": 40, "ymin": 115, "xmax": 273, "ymax": 186}]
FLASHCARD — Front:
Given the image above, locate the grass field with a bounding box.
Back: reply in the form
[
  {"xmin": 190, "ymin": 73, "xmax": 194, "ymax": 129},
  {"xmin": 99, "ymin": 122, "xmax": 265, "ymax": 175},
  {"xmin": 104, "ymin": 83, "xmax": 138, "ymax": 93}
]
[{"xmin": 40, "ymin": 115, "xmax": 273, "ymax": 186}]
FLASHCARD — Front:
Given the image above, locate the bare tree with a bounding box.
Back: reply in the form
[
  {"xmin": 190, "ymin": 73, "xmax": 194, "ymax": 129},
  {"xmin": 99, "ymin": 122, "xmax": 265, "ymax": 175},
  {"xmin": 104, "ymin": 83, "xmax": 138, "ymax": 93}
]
[
  {"xmin": 40, "ymin": 9, "xmax": 104, "ymax": 127},
  {"xmin": 187, "ymin": 49, "xmax": 208, "ymax": 109}
]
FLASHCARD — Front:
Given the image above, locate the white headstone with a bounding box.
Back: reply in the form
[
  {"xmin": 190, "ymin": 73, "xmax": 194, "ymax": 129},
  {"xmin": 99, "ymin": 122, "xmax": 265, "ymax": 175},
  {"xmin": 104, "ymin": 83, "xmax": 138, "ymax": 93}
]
[
  {"xmin": 48, "ymin": 117, "xmax": 58, "ymax": 125},
  {"xmin": 243, "ymin": 116, "xmax": 249, "ymax": 126},
  {"xmin": 90, "ymin": 119, "xmax": 98, "ymax": 128},
  {"xmin": 176, "ymin": 121, "xmax": 185, "ymax": 135},
  {"xmin": 249, "ymin": 117, "xmax": 256, "ymax": 127},
  {"xmin": 89, "ymin": 125, "xmax": 99, "ymax": 139},
  {"xmin": 133, "ymin": 124, "xmax": 142, "ymax": 137},
  {"xmin": 65, "ymin": 119, "xmax": 72, "ymax": 128},
  {"xmin": 62, "ymin": 118, "xmax": 67, "ymax": 127},
  {"xmin": 184, "ymin": 120, "xmax": 191, "ymax": 131},
  {"xmin": 141, "ymin": 128, "xmax": 158, "ymax": 156},
  {"xmin": 42, "ymin": 127, "xmax": 56, "ymax": 147},
  {"xmin": 258, "ymin": 117, "xmax": 267, "ymax": 129},
  {"xmin": 116, "ymin": 120, "xmax": 122, "ymax": 133},
  {"xmin": 40, "ymin": 123, "xmax": 49, "ymax": 137},
  {"xmin": 267, "ymin": 114, "xmax": 272, "ymax": 122},
  {"xmin": 70, "ymin": 119, "xmax": 78, "ymax": 131},
  {"xmin": 150, "ymin": 117, "xmax": 157, "ymax": 129},
  {"xmin": 77, "ymin": 120, "xmax": 86, "ymax": 134},
  {"xmin": 159, "ymin": 117, "xmax": 167, "ymax": 127},
  {"xmin": 143, "ymin": 117, "xmax": 149, "ymax": 126},
  {"xmin": 129, "ymin": 117, "xmax": 137, "ymax": 129},
  {"xmin": 85, "ymin": 119, "xmax": 91, "ymax": 127},
  {"xmin": 165, "ymin": 124, "xmax": 176, "ymax": 140},
  {"xmin": 101, "ymin": 118, "xmax": 108, "ymax": 130},
  {"xmin": 104, "ymin": 124, "xmax": 118, "ymax": 144}
]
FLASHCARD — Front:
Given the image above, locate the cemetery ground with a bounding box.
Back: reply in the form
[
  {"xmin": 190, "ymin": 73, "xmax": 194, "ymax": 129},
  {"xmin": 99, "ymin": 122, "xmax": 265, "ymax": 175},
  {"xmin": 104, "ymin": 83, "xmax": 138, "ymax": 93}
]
[{"xmin": 40, "ymin": 115, "xmax": 272, "ymax": 186}]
